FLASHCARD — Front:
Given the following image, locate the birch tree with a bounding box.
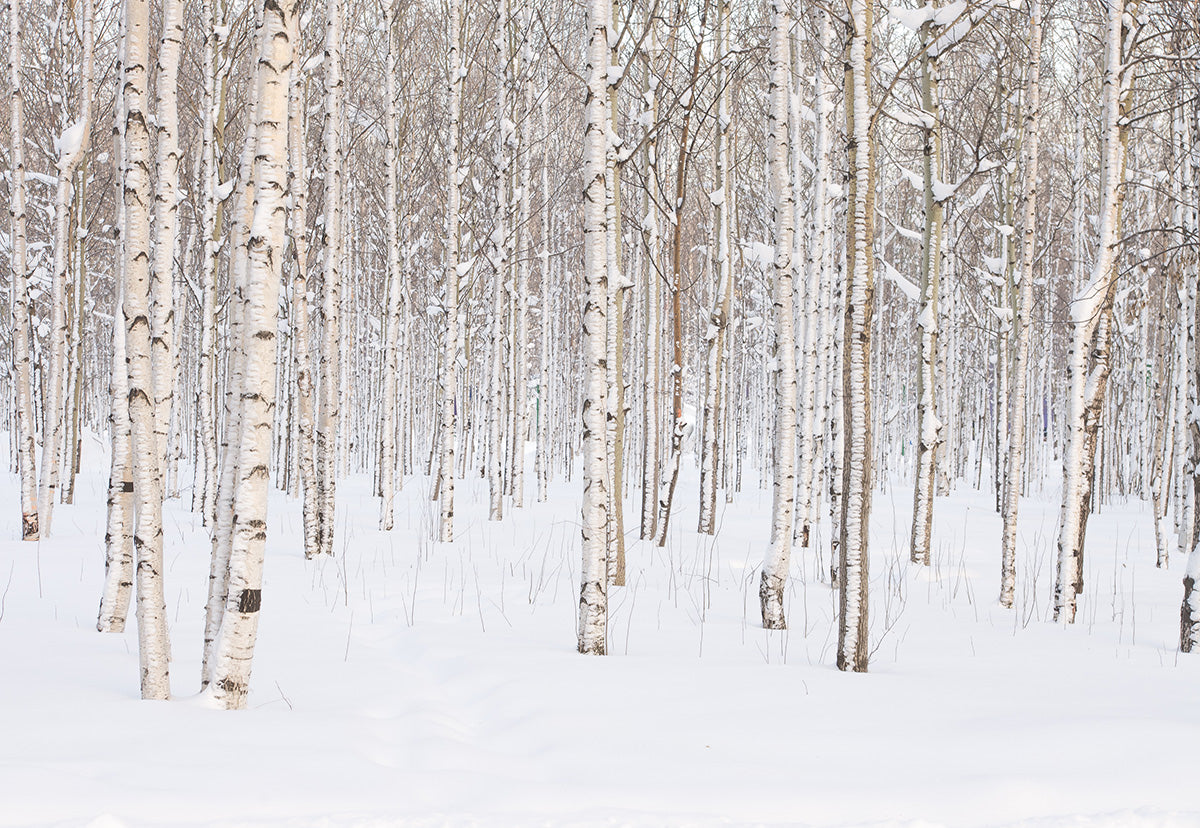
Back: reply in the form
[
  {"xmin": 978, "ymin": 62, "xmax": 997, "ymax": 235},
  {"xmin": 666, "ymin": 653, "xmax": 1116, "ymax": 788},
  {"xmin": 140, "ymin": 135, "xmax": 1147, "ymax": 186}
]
[
  {"xmin": 39, "ymin": 0, "xmax": 94, "ymax": 535},
  {"xmin": 839, "ymin": 0, "xmax": 875, "ymax": 672},
  {"xmin": 1054, "ymin": 0, "xmax": 1139, "ymax": 624},
  {"xmin": 207, "ymin": 0, "xmax": 297, "ymax": 707},
  {"xmin": 758, "ymin": 0, "xmax": 797, "ymax": 630},
  {"xmin": 8, "ymin": 0, "xmax": 37, "ymax": 540},
  {"xmin": 999, "ymin": 0, "xmax": 1042, "ymax": 608},
  {"xmin": 578, "ymin": 0, "xmax": 611, "ymax": 655},
  {"xmin": 436, "ymin": 0, "xmax": 465, "ymax": 543},
  {"xmin": 122, "ymin": 0, "xmax": 170, "ymax": 699}
]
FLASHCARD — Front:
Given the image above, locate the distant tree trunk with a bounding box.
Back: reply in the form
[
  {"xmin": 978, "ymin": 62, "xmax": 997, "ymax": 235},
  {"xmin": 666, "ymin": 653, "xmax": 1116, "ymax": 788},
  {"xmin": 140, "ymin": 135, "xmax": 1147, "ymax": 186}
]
[
  {"xmin": 638, "ymin": 19, "xmax": 661, "ymax": 541},
  {"xmin": 655, "ymin": 5, "xmax": 706, "ymax": 547},
  {"xmin": 8, "ymin": 0, "xmax": 37, "ymax": 540},
  {"xmin": 578, "ymin": 0, "xmax": 611, "ymax": 655},
  {"xmin": 1178, "ymin": 54, "xmax": 1200, "ymax": 652},
  {"xmin": 838, "ymin": 0, "xmax": 874, "ymax": 673},
  {"xmin": 39, "ymin": 0, "xmax": 94, "ymax": 535},
  {"xmin": 206, "ymin": 0, "xmax": 296, "ymax": 707},
  {"xmin": 512, "ymin": 19, "xmax": 533, "ymax": 510},
  {"xmin": 122, "ymin": 0, "xmax": 170, "ymax": 699},
  {"xmin": 316, "ymin": 0, "xmax": 344, "ymax": 556},
  {"xmin": 910, "ymin": 6, "xmax": 944, "ymax": 567},
  {"xmin": 698, "ymin": 0, "xmax": 733, "ymax": 536},
  {"xmin": 288, "ymin": 15, "xmax": 318, "ymax": 557},
  {"xmin": 1054, "ymin": 0, "xmax": 1137, "ymax": 624},
  {"xmin": 379, "ymin": 3, "xmax": 401, "ymax": 531},
  {"xmin": 436, "ymin": 0, "xmax": 464, "ymax": 543},
  {"xmin": 151, "ymin": 0, "xmax": 183, "ymax": 477},
  {"xmin": 195, "ymin": 0, "xmax": 226, "ymax": 527},
  {"xmin": 758, "ymin": 0, "xmax": 797, "ymax": 630},
  {"xmin": 98, "ymin": 280, "xmax": 134, "ymax": 633},
  {"xmin": 999, "ymin": 0, "xmax": 1042, "ymax": 608}
]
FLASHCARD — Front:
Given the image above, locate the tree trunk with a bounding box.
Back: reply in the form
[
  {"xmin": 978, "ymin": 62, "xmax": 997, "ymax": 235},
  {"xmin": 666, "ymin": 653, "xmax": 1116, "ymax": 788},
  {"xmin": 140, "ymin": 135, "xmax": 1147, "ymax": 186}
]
[
  {"xmin": 758, "ymin": 0, "xmax": 797, "ymax": 630},
  {"xmin": 1054, "ymin": 0, "xmax": 1137, "ymax": 624},
  {"xmin": 8, "ymin": 0, "xmax": 37, "ymax": 540},
  {"xmin": 1000, "ymin": 0, "xmax": 1042, "ymax": 608},
  {"xmin": 578, "ymin": 0, "xmax": 611, "ymax": 655},
  {"xmin": 206, "ymin": 0, "xmax": 296, "ymax": 707}
]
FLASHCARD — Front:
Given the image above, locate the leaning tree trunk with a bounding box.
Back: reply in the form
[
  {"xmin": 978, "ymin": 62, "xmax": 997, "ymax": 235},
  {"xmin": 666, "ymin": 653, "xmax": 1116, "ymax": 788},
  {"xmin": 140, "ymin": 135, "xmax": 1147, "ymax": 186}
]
[
  {"xmin": 578, "ymin": 0, "xmax": 611, "ymax": 655},
  {"xmin": 758, "ymin": 0, "xmax": 797, "ymax": 630},
  {"xmin": 1054, "ymin": 0, "xmax": 1137, "ymax": 624},
  {"xmin": 999, "ymin": 0, "xmax": 1042, "ymax": 608},
  {"xmin": 206, "ymin": 0, "xmax": 296, "ymax": 707},
  {"xmin": 8, "ymin": 0, "xmax": 37, "ymax": 540},
  {"xmin": 838, "ymin": 0, "xmax": 874, "ymax": 673}
]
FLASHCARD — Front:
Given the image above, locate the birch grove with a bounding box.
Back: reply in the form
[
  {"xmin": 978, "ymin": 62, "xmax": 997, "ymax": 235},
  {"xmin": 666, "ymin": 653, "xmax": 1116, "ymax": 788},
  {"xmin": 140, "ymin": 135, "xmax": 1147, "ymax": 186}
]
[{"xmin": 0, "ymin": 0, "xmax": 1194, "ymax": 710}]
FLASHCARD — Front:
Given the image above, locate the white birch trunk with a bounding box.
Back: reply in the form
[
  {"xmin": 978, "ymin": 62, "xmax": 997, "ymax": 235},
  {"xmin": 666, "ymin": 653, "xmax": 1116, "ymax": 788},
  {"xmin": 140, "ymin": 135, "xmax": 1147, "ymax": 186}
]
[
  {"xmin": 436, "ymin": 0, "xmax": 464, "ymax": 543},
  {"xmin": 838, "ymin": 0, "xmax": 874, "ymax": 672},
  {"xmin": 1054, "ymin": 0, "xmax": 1137, "ymax": 624},
  {"xmin": 39, "ymin": 0, "xmax": 94, "ymax": 534},
  {"xmin": 1000, "ymin": 0, "xmax": 1042, "ymax": 608},
  {"xmin": 758, "ymin": 0, "xmax": 797, "ymax": 630},
  {"xmin": 910, "ymin": 8, "xmax": 944, "ymax": 566},
  {"xmin": 578, "ymin": 0, "xmax": 611, "ymax": 655},
  {"xmin": 316, "ymin": 0, "xmax": 344, "ymax": 556},
  {"xmin": 122, "ymin": 0, "xmax": 170, "ymax": 698},
  {"xmin": 151, "ymin": 0, "xmax": 183, "ymax": 476},
  {"xmin": 698, "ymin": 0, "xmax": 733, "ymax": 537},
  {"xmin": 379, "ymin": 4, "xmax": 401, "ymax": 531},
  {"xmin": 207, "ymin": 0, "xmax": 296, "ymax": 707},
  {"xmin": 8, "ymin": 0, "xmax": 37, "ymax": 539}
]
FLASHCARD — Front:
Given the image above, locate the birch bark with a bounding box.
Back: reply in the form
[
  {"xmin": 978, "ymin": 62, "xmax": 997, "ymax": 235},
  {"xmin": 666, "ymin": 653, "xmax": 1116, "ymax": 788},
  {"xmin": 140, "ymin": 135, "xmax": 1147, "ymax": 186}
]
[
  {"xmin": 123, "ymin": 0, "xmax": 170, "ymax": 698},
  {"xmin": 207, "ymin": 0, "xmax": 296, "ymax": 707},
  {"xmin": 39, "ymin": 0, "xmax": 94, "ymax": 534},
  {"xmin": 1054, "ymin": 0, "xmax": 1138, "ymax": 624},
  {"xmin": 1000, "ymin": 0, "xmax": 1042, "ymax": 608},
  {"xmin": 578, "ymin": 0, "xmax": 611, "ymax": 655},
  {"xmin": 759, "ymin": 0, "xmax": 797, "ymax": 629},
  {"xmin": 8, "ymin": 0, "xmax": 37, "ymax": 539}
]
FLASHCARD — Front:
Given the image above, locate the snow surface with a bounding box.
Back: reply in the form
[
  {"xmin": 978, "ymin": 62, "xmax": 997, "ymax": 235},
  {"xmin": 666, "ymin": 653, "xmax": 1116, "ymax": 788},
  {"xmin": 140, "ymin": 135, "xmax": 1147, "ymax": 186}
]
[{"xmin": 2, "ymin": 433, "xmax": 1199, "ymax": 827}]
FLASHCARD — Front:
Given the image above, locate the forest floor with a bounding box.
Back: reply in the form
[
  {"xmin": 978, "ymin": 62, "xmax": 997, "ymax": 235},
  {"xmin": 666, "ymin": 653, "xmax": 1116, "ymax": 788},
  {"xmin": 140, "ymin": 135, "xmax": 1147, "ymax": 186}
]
[{"xmin": 1, "ymin": 434, "xmax": 1198, "ymax": 827}]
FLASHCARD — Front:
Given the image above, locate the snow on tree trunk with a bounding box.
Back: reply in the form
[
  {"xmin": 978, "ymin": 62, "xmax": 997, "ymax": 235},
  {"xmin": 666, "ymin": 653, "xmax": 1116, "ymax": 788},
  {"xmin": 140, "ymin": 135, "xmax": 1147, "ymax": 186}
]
[
  {"xmin": 1000, "ymin": 0, "xmax": 1042, "ymax": 608},
  {"xmin": 578, "ymin": 0, "xmax": 611, "ymax": 655},
  {"xmin": 8, "ymin": 0, "xmax": 37, "ymax": 540},
  {"xmin": 122, "ymin": 0, "xmax": 170, "ymax": 699},
  {"xmin": 1054, "ymin": 0, "xmax": 1137, "ymax": 624},
  {"xmin": 207, "ymin": 0, "xmax": 296, "ymax": 707},
  {"xmin": 838, "ymin": 0, "xmax": 874, "ymax": 672}
]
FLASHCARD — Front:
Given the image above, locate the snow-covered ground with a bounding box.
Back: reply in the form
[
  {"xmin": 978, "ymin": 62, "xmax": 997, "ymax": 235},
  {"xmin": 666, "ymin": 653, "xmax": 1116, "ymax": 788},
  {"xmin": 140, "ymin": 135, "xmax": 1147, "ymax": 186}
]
[{"xmin": 2, "ymin": 434, "xmax": 1198, "ymax": 828}]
